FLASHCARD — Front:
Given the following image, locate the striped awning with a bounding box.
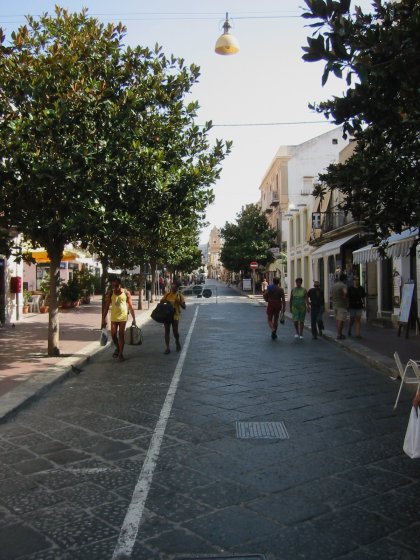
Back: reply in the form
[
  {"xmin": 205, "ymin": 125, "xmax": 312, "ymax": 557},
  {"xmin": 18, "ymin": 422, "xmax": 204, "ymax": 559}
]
[
  {"xmin": 352, "ymin": 245, "xmax": 378, "ymax": 264},
  {"xmin": 386, "ymin": 228, "xmax": 418, "ymax": 258},
  {"xmin": 26, "ymin": 249, "xmax": 80, "ymax": 263},
  {"xmin": 352, "ymin": 228, "xmax": 418, "ymax": 264}
]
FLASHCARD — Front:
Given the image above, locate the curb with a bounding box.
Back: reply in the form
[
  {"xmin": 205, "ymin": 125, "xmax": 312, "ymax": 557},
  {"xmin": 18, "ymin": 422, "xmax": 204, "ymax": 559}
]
[{"xmin": 0, "ymin": 309, "xmax": 154, "ymax": 424}]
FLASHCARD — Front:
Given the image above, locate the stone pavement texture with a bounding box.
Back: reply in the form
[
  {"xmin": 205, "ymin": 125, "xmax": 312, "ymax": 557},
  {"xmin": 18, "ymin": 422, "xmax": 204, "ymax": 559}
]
[
  {"xmin": 0, "ymin": 282, "xmax": 419, "ymax": 560},
  {"xmin": 0, "ymin": 298, "xmax": 152, "ymax": 421}
]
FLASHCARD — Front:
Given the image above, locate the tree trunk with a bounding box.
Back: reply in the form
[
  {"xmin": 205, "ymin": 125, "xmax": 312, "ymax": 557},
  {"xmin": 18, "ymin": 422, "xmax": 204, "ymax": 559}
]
[
  {"xmin": 47, "ymin": 248, "xmax": 63, "ymax": 357},
  {"xmin": 150, "ymin": 259, "xmax": 157, "ymax": 303},
  {"xmin": 100, "ymin": 256, "xmax": 109, "ymax": 316},
  {"xmin": 137, "ymin": 268, "xmax": 146, "ymax": 310}
]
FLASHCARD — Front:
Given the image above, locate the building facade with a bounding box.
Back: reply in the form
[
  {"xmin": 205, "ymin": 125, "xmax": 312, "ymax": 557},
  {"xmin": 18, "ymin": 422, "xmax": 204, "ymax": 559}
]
[
  {"xmin": 259, "ymin": 127, "xmax": 348, "ymax": 291},
  {"xmin": 0, "ymin": 234, "xmax": 24, "ymax": 325},
  {"xmin": 207, "ymin": 226, "xmax": 223, "ymax": 280}
]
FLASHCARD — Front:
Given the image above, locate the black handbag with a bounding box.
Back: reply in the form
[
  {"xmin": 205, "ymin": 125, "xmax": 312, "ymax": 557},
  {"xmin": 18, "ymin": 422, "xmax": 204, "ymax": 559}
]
[{"xmin": 151, "ymin": 301, "xmax": 175, "ymax": 323}]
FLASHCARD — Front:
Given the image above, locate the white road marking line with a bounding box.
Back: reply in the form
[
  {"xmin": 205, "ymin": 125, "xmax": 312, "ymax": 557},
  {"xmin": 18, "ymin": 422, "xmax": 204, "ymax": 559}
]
[{"xmin": 111, "ymin": 305, "xmax": 199, "ymax": 560}]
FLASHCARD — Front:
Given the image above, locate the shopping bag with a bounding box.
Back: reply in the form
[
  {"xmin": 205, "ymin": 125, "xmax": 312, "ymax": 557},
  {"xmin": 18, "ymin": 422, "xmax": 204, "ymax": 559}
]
[
  {"xmin": 124, "ymin": 325, "xmax": 143, "ymax": 346},
  {"xmin": 151, "ymin": 302, "xmax": 174, "ymax": 324},
  {"xmin": 403, "ymin": 407, "xmax": 420, "ymax": 459},
  {"xmin": 279, "ymin": 311, "xmax": 285, "ymax": 324},
  {"xmin": 100, "ymin": 328, "xmax": 108, "ymax": 346}
]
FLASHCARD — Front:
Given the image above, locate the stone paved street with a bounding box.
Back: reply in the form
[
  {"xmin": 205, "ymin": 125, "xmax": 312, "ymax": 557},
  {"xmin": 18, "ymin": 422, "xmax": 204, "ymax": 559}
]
[{"xmin": 0, "ymin": 283, "xmax": 419, "ymax": 560}]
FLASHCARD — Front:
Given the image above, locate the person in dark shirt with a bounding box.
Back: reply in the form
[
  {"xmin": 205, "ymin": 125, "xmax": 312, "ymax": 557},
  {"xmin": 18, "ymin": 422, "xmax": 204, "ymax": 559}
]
[
  {"xmin": 348, "ymin": 276, "xmax": 366, "ymax": 338},
  {"xmin": 263, "ymin": 277, "xmax": 286, "ymax": 340},
  {"xmin": 307, "ymin": 280, "xmax": 325, "ymax": 339}
]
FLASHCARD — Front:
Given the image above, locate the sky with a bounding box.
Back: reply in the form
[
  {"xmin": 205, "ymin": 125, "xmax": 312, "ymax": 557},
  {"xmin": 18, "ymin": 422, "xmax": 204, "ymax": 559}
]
[{"xmin": 0, "ymin": 1, "xmax": 374, "ymax": 244}]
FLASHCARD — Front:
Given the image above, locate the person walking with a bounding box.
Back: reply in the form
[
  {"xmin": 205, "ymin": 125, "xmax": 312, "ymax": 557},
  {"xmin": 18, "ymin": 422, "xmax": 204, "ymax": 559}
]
[
  {"xmin": 161, "ymin": 281, "xmax": 186, "ymax": 354},
  {"xmin": 261, "ymin": 277, "xmax": 268, "ymax": 294},
  {"xmin": 332, "ymin": 272, "xmax": 348, "ymax": 340},
  {"xmin": 159, "ymin": 276, "xmax": 165, "ymax": 295},
  {"xmin": 101, "ymin": 278, "xmax": 137, "ymax": 361},
  {"xmin": 307, "ymin": 280, "xmax": 325, "ymax": 339},
  {"xmin": 290, "ymin": 277, "xmax": 308, "ymax": 339},
  {"xmin": 348, "ymin": 276, "xmax": 366, "ymax": 338},
  {"xmin": 263, "ymin": 277, "xmax": 286, "ymax": 340}
]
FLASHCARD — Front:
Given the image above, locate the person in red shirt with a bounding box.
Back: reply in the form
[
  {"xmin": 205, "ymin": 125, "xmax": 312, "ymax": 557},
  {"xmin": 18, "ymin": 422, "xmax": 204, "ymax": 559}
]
[{"xmin": 263, "ymin": 277, "xmax": 286, "ymax": 340}]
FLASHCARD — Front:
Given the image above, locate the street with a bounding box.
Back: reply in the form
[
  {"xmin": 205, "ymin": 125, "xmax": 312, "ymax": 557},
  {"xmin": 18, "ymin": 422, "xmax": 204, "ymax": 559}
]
[{"xmin": 0, "ymin": 282, "xmax": 419, "ymax": 560}]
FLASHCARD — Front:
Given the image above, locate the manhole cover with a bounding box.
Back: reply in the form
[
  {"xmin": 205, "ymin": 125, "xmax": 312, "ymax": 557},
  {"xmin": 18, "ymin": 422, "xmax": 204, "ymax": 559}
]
[
  {"xmin": 236, "ymin": 421, "xmax": 289, "ymax": 439},
  {"xmin": 176, "ymin": 556, "xmax": 267, "ymax": 560}
]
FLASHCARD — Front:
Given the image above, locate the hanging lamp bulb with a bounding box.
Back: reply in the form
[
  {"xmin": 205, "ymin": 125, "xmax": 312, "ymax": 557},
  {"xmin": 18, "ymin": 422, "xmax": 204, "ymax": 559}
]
[{"xmin": 215, "ymin": 12, "xmax": 240, "ymax": 55}]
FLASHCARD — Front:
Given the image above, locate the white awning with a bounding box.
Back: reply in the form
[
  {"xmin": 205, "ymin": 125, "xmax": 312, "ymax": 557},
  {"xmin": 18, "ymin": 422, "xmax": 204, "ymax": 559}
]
[
  {"xmin": 311, "ymin": 234, "xmax": 358, "ymax": 259},
  {"xmin": 352, "ymin": 245, "xmax": 379, "ymax": 264},
  {"xmin": 352, "ymin": 229, "xmax": 418, "ymax": 264},
  {"xmin": 386, "ymin": 228, "xmax": 418, "ymax": 258}
]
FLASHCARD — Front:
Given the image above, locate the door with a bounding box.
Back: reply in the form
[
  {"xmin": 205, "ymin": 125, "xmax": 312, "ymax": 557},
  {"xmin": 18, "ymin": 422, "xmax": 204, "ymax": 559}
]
[{"xmin": 366, "ymin": 261, "xmax": 378, "ymax": 321}]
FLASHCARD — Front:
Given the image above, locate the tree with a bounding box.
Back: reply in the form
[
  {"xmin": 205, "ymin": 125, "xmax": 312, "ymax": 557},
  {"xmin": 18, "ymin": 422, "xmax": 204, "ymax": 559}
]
[
  {"xmin": 220, "ymin": 204, "xmax": 275, "ymax": 273},
  {"xmin": 0, "ymin": 7, "xmax": 230, "ymax": 354},
  {"xmin": 302, "ymin": 0, "xmax": 420, "ymax": 243}
]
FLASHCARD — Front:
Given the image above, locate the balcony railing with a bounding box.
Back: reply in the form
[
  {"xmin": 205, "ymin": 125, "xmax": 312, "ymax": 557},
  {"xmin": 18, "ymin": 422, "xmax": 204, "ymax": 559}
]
[
  {"xmin": 321, "ymin": 211, "xmax": 354, "ymax": 233},
  {"xmin": 270, "ymin": 192, "xmax": 279, "ymax": 207}
]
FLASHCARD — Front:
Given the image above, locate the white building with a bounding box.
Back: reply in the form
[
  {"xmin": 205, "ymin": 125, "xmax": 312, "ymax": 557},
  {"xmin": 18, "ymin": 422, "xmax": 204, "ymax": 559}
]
[{"xmin": 259, "ymin": 127, "xmax": 348, "ymax": 289}]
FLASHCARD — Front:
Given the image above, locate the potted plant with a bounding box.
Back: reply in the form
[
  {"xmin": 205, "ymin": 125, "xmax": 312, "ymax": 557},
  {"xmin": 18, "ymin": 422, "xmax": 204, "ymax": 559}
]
[
  {"xmin": 22, "ymin": 290, "xmax": 30, "ymax": 313},
  {"xmin": 59, "ymin": 277, "xmax": 82, "ymax": 308}
]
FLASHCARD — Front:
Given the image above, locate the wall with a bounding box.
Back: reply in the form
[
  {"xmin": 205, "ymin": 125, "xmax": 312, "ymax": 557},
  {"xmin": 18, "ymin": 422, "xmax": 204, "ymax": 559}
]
[{"xmin": 1, "ymin": 247, "xmax": 24, "ymax": 324}]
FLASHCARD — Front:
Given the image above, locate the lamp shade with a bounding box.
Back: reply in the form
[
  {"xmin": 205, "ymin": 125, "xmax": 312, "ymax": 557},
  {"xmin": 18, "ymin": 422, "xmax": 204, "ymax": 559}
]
[
  {"xmin": 215, "ymin": 32, "xmax": 240, "ymax": 55},
  {"xmin": 215, "ymin": 13, "xmax": 239, "ymax": 55}
]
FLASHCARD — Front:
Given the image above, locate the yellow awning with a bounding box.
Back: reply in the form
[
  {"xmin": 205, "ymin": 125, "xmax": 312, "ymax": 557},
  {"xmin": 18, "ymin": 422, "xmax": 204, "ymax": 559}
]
[{"xmin": 26, "ymin": 249, "xmax": 79, "ymax": 263}]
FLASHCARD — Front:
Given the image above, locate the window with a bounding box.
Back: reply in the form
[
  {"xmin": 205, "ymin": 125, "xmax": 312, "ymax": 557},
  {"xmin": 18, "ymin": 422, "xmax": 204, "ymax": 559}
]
[{"xmin": 301, "ymin": 176, "xmax": 313, "ymax": 196}]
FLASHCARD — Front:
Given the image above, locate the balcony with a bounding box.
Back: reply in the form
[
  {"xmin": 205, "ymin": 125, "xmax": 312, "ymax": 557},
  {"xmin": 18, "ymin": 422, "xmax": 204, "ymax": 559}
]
[
  {"xmin": 270, "ymin": 192, "xmax": 279, "ymax": 207},
  {"xmin": 321, "ymin": 211, "xmax": 354, "ymax": 233}
]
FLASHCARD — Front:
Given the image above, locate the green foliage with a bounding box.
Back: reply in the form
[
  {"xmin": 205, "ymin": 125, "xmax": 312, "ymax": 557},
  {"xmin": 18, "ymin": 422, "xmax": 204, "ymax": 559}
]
[
  {"xmin": 0, "ymin": 6, "xmax": 230, "ymax": 353},
  {"xmin": 59, "ymin": 278, "xmax": 81, "ymax": 303},
  {"xmin": 59, "ymin": 266, "xmax": 97, "ymax": 302},
  {"xmin": 302, "ymin": 0, "xmax": 420, "ymax": 241},
  {"xmin": 39, "ymin": 272, "xmax": 51, "ymax": 297},
  {"xmin": 220, "ymin": 204, "xmax": 276, "ymax": 273}
]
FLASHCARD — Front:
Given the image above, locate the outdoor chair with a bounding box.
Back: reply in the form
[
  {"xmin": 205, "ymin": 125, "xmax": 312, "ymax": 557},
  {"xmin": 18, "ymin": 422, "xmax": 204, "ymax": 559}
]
[
  {"xmin": 28, "ymin": 294, "xmax": 41, "ymax": 313},
  {"xmin": 393, "ymin": 352, "xmax": 420, "ymax": 409}
]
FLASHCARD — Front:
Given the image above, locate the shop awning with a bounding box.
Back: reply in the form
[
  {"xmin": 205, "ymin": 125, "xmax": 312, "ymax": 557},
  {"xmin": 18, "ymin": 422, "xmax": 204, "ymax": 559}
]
[
  {"xmin": 311, "ymin": 233, "xmax": 358, "ymax": 259},
  {"xmin": 352, "ymin": 245, "xmax": 378, "ymax": 264},
  {"xmin": 26, "ymin": 249, "xmax": 80, "ymax": 263},
  {"xmin": 352, "ymin": 228, "xmax": 418, "ymax": 264},
  {"xmin": 267, "ymin": 256, "xmax": 287, "ymax": 272},
  {"xmin": 386, "ymin": 228, "xmax": 419, "ymax": 258}
]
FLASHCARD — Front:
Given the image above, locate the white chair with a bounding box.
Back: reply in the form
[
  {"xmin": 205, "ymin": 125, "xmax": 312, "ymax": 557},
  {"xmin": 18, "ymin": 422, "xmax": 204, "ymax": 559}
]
[
  {"xmin": 393, "ymin": 352, "xmax": 420, "ymax": 409},
  {"xmin": 29, "ymin": 294, "xmax": 41, "ymax": 313}
]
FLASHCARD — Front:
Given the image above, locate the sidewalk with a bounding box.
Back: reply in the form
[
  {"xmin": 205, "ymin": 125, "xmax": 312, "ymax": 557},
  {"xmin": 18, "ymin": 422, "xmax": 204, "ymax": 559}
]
[
  {"xmin": 244, "ymin": 290, "xmax": 420, "ymax": 378},
  {"xmin": 0, "ymin": 297, "xmax": 154, "ymax": 422}
]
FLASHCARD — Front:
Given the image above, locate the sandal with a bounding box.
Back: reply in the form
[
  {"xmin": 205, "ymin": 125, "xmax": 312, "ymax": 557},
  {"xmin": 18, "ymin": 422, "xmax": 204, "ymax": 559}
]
[{"xmin": 113, "ymin": 350, "xmax": 119, "ymax": 358}]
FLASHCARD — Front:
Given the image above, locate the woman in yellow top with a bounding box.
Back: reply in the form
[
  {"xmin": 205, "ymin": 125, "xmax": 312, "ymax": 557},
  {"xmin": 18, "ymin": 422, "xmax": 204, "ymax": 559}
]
[
  {"xmin": 161, "ymin": 281, "xmax": 186, "ymax": 354},
  {"xmin": 102, "ymin": 278, "xmax": 136, "ymax": 361}
]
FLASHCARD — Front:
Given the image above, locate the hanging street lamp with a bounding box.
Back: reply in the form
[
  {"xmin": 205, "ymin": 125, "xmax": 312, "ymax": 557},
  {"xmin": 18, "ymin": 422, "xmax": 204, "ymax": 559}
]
[{"xmin": 215, "ymin": 12, "xmax": 240, "ymax": 55}]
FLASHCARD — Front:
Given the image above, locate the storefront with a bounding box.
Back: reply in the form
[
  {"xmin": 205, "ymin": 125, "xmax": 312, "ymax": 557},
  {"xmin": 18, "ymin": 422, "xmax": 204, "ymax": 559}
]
[{"xmin": 352, "ymin": 228, "xmax": 419, "ymax": 327}]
